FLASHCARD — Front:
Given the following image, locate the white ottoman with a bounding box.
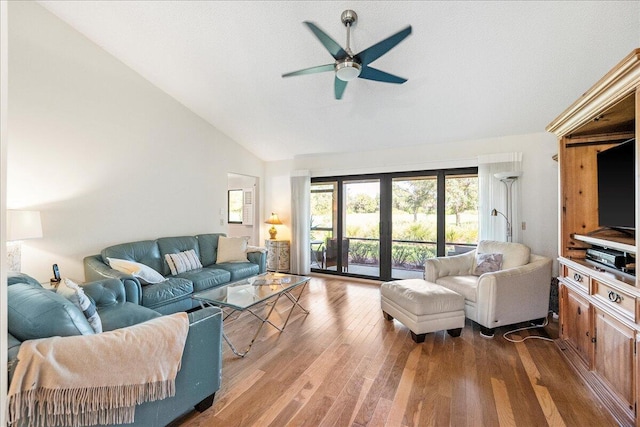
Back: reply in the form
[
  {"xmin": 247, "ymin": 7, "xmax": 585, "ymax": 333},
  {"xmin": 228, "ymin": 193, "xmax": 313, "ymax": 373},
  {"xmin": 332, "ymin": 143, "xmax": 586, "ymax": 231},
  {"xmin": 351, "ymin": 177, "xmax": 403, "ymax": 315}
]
[{"xmin": 381, "ymin": 279, "xmax": 465, "ymax": 343}]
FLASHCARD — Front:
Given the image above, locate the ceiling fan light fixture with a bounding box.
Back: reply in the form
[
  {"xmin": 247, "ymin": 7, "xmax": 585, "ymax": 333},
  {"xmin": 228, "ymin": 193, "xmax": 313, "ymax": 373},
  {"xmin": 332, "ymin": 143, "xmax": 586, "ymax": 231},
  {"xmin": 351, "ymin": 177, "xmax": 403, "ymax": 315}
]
[{"xmin": 335, "ymin": 60, "xmax": 361, "ymax": 81}]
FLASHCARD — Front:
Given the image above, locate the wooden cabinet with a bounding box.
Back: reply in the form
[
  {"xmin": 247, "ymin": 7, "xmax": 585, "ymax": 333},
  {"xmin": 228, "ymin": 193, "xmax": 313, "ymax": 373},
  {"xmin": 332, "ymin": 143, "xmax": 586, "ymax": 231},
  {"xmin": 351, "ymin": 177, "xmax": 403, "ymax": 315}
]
[
  {"xmin": 594, "ymin": 308, "xmax": 635, "ymax": 410},
  {"xmin": 561, "ymin": 285, "xmax": 593, "ymax": 366},
  {"xmin": 265, "ymin": 239, "xmax": 290, "ymax": 272},
  {"xmin": 558, "ymin": 260, "xmax": 637, "ymax": 425},
  {"xmin": 548, "ymin": 49, "xmax": 640, "ymax": 427}
]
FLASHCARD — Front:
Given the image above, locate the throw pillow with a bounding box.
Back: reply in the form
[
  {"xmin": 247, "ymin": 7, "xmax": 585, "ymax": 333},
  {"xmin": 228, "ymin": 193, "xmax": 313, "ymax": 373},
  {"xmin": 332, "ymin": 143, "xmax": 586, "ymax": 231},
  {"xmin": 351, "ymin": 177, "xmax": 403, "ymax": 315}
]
[
  {"xmin": 217, "ymin": 236, "xmax": 250, "ymax": 263},
  {"xmin": 57, "ymin": 278, "xmax": 103, "ymax": 333},
  {"xmin": 107, "ymin": 257, "xmax": 166, "ymax": 284},
  {"xmin": 473, "ymin": 253, "xmax": 503, "ymax": 276},
  {"xmin": 165, "ymin": 249, "xmax": 203, "ymax": 276}
]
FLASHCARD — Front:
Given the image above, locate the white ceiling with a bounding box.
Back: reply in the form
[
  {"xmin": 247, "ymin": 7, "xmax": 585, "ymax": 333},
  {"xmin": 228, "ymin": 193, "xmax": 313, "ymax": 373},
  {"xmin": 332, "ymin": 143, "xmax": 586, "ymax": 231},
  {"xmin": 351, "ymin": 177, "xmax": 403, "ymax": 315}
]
[{"xmin": 38, "ymin": 1, "xmax": 639, "ymax": 162}]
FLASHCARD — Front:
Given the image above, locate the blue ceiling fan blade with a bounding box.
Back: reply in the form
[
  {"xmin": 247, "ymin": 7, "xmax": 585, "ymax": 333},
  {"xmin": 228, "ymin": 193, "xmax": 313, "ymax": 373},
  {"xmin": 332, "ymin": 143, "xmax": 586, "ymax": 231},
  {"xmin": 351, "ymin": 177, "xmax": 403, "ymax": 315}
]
[
  {"xmin": 334, "ymin": 77, "xmax": 348, "ymax": 99},
  {"xmin": 304, "ymin": 21, "xmax": 348, "ymax": 60},
  {"xmin": 356, "ymin": 26, "xmax": 412, "ymax": 66},
  {"xmin": 282, "ymin": 63, "xmax": 335, "ymax": 78},
  {"xmin": 359, "ymin": 66, "xmax": 407, "ymax": 84}
]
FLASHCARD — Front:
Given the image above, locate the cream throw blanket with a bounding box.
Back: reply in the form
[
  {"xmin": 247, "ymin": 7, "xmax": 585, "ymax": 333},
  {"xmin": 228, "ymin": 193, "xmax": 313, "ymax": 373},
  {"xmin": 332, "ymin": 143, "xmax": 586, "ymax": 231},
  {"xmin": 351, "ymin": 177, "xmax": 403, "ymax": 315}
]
[{"xmin": 8, "ymin": 312, "xmax": 189, "ymax": 427}]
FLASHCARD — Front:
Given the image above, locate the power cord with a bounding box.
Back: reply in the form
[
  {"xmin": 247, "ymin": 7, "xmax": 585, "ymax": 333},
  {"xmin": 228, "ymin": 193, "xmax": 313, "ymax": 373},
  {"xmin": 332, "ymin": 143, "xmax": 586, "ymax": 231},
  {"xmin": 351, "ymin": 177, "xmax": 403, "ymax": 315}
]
[{"xmin": 502, "ymin": 315, "xmax": 554, "ymax": 343}]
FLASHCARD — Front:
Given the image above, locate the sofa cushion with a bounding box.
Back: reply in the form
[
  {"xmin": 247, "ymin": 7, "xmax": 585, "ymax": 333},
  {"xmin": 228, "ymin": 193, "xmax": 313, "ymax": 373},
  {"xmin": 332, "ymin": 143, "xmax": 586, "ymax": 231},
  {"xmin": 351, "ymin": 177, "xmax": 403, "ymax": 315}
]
[
  {"xmin": 216, "ymin": 236, "xmax": 249, "ymax": 263},
  {"xmin": 475, "ymin": 240, "xmax": 530, "ymax": 270},
  {"xmin": 380, "ymin": 279, "xmax": 464, "ymax": 316},
  {"xmin": 102, "ymin": 240, "xmax": 163, "ymax": 275},
  {"xmin": 215, "ymin": 262, "xmax": 260, "ymax": 282},
  {"xmin": 196, "ymin": 233, "xmax": 224, "ymax": 266},
  {"xmin": 435, "ymin": 275, "xmax": 479, "ymax": 302},
  {"xmin": 141, "ymin": 277, "xmax": 194, "ymax": 309},
  {"xmin": 157, "ymin": 236, "xmax": 200, "ymax": 276},
  {"xmin": 176, "ymin": 268, "xmax": 231, "ymax": 292},
  {"xmin": 8, "ymin": 283, "xmax": 95, "ymax": 341}
]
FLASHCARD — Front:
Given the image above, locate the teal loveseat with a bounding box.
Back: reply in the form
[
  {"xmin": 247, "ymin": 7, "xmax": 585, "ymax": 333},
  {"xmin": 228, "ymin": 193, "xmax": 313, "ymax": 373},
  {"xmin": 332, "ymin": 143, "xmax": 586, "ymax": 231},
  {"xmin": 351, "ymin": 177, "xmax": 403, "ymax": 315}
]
[
  {"xmin": 84, "ymin": 233, "xmax": 266, "ymax": 314},
  {"xmin": 7, "ymin": 272, "xmax": 223, "ymax": 427}
]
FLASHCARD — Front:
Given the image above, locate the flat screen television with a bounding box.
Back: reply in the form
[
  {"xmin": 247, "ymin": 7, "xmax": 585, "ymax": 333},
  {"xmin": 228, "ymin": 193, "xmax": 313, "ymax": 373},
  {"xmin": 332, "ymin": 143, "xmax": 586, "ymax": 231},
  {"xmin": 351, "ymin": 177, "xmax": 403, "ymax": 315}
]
[{"xmin": 597, "ymin": 138, "xmax": 636, "ymax": 231}]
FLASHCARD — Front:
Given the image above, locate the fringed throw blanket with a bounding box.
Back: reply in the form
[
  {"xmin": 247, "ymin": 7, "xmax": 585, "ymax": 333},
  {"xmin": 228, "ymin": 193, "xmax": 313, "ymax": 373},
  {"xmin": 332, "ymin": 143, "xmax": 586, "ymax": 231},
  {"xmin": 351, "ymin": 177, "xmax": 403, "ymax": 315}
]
[{"xmin": 8, "ymin": 312, "xmax": 189, "ymax": 427}]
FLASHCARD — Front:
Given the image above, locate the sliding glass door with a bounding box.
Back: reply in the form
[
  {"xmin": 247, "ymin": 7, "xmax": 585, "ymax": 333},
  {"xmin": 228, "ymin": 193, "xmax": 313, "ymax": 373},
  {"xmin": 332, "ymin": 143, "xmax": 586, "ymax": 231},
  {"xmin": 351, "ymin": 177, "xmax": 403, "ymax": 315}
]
[
  {"xmin": 391, "ymin": 175, "xmax": 438, "ymax": 279},
  {"xmin": 311, "ymin": 168, "xmax": 478, "ymax": 281},
  {"xmin": 343, "ymin": 178, "xmax": 381, "ymax": 277},
  {"xmin": 310, "ymin": 182, "xmax": 336, "ymax": 269}
]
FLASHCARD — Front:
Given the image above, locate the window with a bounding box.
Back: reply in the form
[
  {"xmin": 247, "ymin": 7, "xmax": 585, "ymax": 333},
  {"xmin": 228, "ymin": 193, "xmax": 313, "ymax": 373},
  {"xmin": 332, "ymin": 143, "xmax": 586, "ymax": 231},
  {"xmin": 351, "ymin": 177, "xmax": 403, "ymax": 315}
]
[
  {"xmin": 310, "ymin": 168, "xmax": 478, "ymax": 280},
  {"xmin": 228, "ymin": 189, "xmax": 243, "ymax": 223},
  {"xmin": 310, "ymin": 182, "xmax": 336, "ymax": 268}
]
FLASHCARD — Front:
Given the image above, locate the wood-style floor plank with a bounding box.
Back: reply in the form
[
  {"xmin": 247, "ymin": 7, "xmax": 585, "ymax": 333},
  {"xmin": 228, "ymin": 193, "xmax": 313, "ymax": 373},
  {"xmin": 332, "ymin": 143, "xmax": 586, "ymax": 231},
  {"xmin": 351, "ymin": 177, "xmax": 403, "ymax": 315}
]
[{"xmin": 175, "ymin": 276, "xmax": 618, "ymax": 427}]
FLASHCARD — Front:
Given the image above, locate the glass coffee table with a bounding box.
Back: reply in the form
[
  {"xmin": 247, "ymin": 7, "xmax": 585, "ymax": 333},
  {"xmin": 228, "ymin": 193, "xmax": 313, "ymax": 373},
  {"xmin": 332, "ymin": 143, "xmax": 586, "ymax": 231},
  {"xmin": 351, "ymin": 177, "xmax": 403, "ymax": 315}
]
[{"xmin": 192, "ymin": 272, "xmax": 310, "ymax": 357}]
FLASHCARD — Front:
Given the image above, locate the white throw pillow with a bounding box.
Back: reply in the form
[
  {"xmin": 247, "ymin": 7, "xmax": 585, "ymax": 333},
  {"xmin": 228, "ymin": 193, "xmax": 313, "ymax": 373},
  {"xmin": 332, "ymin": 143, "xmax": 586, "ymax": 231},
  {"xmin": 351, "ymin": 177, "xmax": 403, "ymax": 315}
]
[
  {"xmin": 57, "ymin": 278, "xmax": 103, "ymax": 333},
  {"xmin": 165, "ymin": 249, "xmax": 203, "ymax": 276},
  {"xmin": 217, "ymin": 236, "xmax": 250, "ymax": 263},
  {"xmin": 107, "ymin": 257, "xmax": 166, "ymax": 284}
]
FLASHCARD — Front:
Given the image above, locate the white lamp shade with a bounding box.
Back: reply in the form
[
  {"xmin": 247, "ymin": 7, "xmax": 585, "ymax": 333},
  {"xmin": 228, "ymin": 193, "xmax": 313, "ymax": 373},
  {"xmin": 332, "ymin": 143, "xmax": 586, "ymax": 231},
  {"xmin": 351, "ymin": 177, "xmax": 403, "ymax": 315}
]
[{"xmin": 7, "ymin": 210, "xmax": 43, "ymax": 241}]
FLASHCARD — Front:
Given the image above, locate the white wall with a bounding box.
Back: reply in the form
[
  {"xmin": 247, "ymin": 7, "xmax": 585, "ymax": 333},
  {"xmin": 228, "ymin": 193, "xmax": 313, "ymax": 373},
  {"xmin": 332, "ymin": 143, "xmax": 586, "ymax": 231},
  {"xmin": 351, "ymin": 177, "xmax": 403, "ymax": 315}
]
[
  {"xmin": 265, "ymin": 132, "xmax": 560, "ymax": 274},
  {"xmin": 7, "ymin": 1, "xmax": 264, "ymax": 282}
]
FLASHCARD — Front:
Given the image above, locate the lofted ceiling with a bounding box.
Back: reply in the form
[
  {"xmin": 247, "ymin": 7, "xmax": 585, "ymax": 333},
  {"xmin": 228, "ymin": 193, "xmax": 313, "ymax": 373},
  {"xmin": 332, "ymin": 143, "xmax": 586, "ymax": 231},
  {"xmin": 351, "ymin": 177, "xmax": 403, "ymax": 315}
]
[{"xmin": 37, "ymin": 1, "xmax": 639, "ymax": 162}]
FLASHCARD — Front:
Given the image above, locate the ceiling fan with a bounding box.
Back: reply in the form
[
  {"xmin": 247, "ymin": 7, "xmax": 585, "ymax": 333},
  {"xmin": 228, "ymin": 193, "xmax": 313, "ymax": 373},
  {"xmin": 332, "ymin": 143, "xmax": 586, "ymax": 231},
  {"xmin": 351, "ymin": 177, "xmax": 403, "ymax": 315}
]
[{"xmin": 282, "ymin": 10, "xmax": 412, "ymax": 100}]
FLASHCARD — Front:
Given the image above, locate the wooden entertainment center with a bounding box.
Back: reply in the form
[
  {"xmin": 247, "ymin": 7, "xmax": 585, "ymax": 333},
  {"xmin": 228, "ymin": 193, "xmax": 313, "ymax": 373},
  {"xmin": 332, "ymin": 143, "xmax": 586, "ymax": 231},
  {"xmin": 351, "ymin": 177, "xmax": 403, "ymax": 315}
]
[{"xmin": 547, "ymin": 49, "xmax": 640, "ymax": 426}]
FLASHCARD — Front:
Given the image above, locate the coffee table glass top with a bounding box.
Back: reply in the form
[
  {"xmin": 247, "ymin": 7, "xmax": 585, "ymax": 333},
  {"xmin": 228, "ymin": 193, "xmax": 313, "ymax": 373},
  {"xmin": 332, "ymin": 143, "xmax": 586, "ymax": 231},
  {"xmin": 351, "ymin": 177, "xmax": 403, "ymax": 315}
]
[{"xmin": 191, "ymin": 272, "xmax": 310, "ymax": 310}]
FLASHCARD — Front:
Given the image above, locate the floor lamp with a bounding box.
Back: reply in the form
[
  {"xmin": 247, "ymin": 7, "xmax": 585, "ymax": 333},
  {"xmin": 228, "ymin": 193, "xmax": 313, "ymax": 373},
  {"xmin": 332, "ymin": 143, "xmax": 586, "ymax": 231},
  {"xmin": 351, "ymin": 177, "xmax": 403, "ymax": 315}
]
[{"xmin": 493, "ymin": 171, "xmax": 522, "ymax": 242}]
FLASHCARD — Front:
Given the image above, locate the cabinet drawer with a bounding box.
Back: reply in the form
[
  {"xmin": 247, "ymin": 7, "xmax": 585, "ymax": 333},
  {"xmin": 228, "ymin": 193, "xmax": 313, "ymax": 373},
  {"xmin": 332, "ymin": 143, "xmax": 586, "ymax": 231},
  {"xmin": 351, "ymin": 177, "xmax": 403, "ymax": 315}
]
[
  {"xmin": 593, "ymin": 279, "xmax": 635, "ymax": 320},
  {"xmin": 564, "ymin": 266, "xmax": 590, "ymax": 291}
]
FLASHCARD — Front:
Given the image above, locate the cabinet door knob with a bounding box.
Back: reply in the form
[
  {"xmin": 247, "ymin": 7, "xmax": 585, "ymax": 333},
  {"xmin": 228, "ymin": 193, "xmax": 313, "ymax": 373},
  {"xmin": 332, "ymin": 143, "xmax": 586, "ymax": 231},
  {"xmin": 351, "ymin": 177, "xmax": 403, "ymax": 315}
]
[
  {"xmin": 573, "ymin": 273, "xmax": 583, "ymax": 283},
  {"xmin": 577, "ymin": 306, "xmax": 581, "ymax": 315}
]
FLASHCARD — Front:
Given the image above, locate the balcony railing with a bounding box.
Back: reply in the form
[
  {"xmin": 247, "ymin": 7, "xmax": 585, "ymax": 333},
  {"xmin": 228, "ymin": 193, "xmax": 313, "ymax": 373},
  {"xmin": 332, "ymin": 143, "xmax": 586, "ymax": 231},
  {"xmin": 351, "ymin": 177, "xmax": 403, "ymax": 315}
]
[{"xmin": 311, "ymin": 234, "xmax": 476, "ymax": 275}]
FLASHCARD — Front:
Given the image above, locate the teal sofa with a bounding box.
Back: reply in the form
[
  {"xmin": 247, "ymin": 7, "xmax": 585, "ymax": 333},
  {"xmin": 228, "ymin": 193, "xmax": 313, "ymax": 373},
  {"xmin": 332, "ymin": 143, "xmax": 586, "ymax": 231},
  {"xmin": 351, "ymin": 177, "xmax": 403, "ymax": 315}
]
[
  {"xmin": 84, "ymin": 233, "xmax": 266, "ymax": 314},
  {"xmin": 7, "ymin": 272, "xmax": 223, "ymax": 427}
]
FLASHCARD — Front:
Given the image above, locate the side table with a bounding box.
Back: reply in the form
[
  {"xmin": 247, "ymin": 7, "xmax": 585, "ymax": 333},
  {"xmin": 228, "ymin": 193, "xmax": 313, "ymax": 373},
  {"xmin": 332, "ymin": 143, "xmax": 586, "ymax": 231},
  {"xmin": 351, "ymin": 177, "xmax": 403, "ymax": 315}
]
[{"xmin": 265, "ymin": 239, "xmax": 290, "ymax": 272}]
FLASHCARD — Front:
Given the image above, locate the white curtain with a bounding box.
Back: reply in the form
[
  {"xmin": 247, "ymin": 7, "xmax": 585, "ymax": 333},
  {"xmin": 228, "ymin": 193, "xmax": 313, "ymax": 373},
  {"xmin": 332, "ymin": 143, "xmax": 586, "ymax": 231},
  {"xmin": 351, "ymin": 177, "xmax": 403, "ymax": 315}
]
[
  {"xmin": 290, "ymin": 170, "xmax": 310, "ymax": 274},
  {"xmin": 478, "ymin": 153, "xmax": 523, "ymax": 242}
]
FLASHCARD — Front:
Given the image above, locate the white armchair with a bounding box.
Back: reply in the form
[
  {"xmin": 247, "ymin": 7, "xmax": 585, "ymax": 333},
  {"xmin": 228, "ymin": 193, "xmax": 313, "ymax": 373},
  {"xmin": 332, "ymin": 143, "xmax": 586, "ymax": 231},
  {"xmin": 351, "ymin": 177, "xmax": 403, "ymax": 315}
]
[{"xmin": 424, "ymin": 240, "xmax": 552, "ymax": 337}]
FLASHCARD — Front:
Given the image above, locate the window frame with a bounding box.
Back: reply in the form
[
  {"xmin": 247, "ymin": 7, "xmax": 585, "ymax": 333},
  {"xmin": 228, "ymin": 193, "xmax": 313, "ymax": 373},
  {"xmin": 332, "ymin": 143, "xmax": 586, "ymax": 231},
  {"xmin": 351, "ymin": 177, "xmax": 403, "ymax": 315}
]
[
  {"xmin": 227, "ymin": 189, "xmax": 244, "ymax": 224},
  {"xmin": 310, "ymin": 167, "xmax": 478, "ymax": 280}
]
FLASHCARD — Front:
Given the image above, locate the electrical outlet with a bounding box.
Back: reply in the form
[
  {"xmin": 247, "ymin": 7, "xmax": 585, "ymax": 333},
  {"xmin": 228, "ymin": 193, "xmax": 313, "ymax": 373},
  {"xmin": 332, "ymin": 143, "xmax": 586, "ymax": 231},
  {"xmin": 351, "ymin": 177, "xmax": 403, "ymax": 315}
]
[
  {"xmin": 521, "ymin": 222, "xmax": 526, "ymax": 231},
  {"xmin": 220, "ymin": 219, "xmax": 224, "ymax": 226}
]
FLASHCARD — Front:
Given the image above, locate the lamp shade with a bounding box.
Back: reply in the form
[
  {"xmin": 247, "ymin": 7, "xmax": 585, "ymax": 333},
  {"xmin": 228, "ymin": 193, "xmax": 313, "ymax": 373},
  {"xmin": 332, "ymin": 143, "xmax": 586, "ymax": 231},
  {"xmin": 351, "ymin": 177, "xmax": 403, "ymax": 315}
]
[
  {"xmin": 7, "ymin": 210, "xmax": 43, "ymax": 241},
  {"xmin": 265, "ymin": 213, "xmax": 282, "ymax": 225}
]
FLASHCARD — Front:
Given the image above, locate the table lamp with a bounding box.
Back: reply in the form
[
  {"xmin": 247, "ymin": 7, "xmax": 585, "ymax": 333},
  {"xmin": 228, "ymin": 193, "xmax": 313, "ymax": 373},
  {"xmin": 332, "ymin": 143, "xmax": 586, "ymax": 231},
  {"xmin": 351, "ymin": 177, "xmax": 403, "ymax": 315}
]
[
  {"xmin": 7, "ymin": 210, "xmax": 43, "ymax": 271},
  {"xmin": 265, "ymin": 213, "xmax": 282, "ymax": 239}
]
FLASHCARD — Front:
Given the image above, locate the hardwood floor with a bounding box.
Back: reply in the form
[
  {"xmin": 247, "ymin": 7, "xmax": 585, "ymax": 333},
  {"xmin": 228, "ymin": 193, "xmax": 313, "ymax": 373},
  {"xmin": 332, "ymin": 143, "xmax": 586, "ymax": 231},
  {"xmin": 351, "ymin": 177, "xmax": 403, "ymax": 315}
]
[{"xmin": 175, "ymin": 276, "xmax": 617, "ymax": 426}]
